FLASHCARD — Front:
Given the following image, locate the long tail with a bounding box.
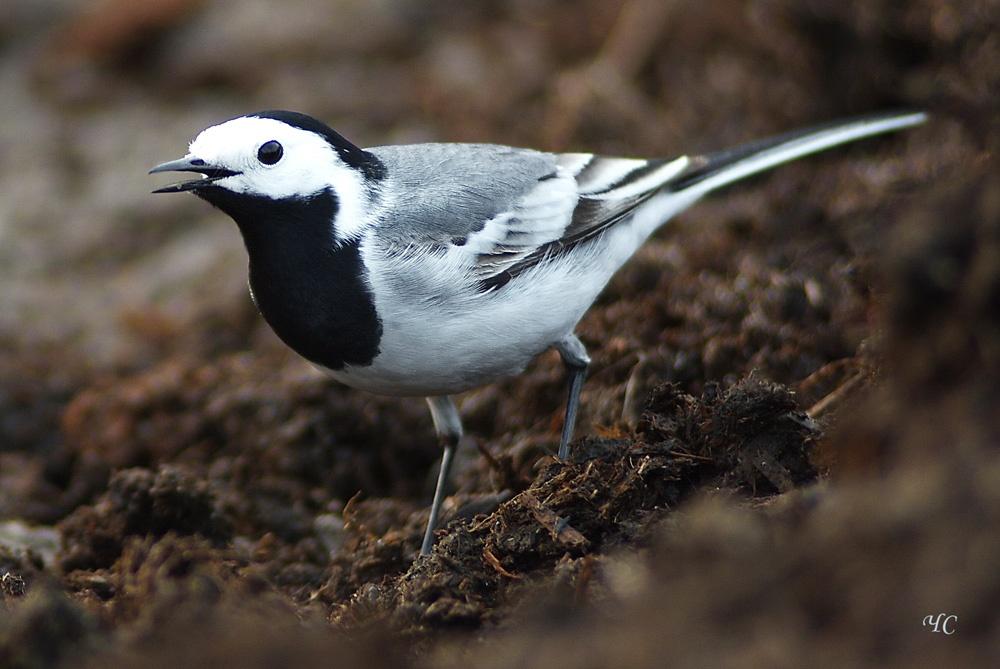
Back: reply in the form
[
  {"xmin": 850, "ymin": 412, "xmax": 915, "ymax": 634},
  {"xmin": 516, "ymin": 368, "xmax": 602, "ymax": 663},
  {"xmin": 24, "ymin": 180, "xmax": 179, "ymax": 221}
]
[{"xmin": 668, "ymin": 110, "xmax": 927, "ymax": 196}]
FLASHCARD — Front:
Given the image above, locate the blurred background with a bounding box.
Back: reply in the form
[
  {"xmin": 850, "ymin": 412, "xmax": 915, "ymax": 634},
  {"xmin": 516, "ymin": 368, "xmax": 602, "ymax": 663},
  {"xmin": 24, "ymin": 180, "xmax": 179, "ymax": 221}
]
[{"xmin": 1, "ymin": 1, "xmax": 998, "ymax": 667}]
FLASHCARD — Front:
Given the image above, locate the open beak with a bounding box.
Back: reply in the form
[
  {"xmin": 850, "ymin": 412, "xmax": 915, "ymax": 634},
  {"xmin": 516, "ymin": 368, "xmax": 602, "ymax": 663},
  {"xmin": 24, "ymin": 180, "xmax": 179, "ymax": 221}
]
[{"xmin": 149, "ymin": 156, "xmax": 241, "ymax": 193}]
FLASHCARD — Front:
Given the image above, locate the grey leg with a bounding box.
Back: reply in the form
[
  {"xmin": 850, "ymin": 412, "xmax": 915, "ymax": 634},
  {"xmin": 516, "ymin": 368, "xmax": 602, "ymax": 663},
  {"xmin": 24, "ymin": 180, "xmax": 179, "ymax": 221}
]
[
  {"xmin": 421, "ymin": 396, "xmax": 463, "ymax": 556},
  {"xmin": 555, "ymin": 333, "xmax": 591, "ymax": 460}
]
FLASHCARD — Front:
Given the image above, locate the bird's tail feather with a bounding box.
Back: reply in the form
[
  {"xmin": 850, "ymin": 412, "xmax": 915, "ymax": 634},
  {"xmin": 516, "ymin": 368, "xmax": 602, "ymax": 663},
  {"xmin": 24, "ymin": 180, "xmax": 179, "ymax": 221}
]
[{"xmin": 668, "ymin": 110, "xmax": 927, "ymax": 196}]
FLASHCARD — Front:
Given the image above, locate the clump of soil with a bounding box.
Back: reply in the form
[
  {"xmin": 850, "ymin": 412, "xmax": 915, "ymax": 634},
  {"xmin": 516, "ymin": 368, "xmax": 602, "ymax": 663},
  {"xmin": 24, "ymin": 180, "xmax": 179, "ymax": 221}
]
[
  {"xmin": 638, "ymin": 378, "xmax": 818, "ymax": 493},
  {"xmin": 58, "ymin": 465, "xmax": 232, "ymax": 572}
]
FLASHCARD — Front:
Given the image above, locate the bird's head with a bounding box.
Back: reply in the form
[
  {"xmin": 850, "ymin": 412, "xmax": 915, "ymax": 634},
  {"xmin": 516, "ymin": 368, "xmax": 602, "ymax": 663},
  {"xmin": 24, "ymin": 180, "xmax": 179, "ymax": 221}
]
[{"xmin": 150, "ymin": 110, "xmax": 383, "ymax": 239}]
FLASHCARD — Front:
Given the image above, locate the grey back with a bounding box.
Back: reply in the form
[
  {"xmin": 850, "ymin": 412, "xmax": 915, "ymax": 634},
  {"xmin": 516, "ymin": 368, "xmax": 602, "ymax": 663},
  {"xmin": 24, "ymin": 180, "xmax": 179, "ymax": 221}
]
[{"xmin": 367, "ymin": 143, "xmax": 557, "ymax": 246}]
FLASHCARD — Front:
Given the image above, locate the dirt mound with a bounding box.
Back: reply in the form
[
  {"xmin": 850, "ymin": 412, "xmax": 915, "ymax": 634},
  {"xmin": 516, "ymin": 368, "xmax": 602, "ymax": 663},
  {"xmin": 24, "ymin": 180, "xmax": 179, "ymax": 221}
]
[
  {"xmin": 321, "ymin": 377, "xmax": 818, "ymax": 633},
  {"xmin": 58, "ymin": 466, "xmax": 232, "ymax": 572}
]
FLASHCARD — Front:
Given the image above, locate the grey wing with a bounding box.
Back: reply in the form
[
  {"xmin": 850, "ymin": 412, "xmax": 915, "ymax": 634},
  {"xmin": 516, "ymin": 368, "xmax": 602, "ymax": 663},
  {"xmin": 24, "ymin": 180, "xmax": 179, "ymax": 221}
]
[
  {"xmin": 369, "ymin": 143, "xmax": 560, "ymax": 247},
  {"xmin": 369, "ymin": 142, "xmax": 690, "ymax": 287}
]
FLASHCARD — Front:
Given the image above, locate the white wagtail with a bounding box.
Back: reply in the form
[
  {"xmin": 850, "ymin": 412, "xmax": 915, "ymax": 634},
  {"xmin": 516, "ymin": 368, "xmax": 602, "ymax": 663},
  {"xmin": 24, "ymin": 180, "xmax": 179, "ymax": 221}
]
[{"xmin": 150, "ymin": 109, "xmax": 926, "ymax": 555}]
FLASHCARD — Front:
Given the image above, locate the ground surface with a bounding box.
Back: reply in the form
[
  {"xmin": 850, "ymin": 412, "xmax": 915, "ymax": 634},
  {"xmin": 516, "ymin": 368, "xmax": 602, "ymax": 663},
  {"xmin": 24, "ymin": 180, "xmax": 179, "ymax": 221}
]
[{"xmin": 1, "ymin": 1, "xmax": 998, "ymax": 667}]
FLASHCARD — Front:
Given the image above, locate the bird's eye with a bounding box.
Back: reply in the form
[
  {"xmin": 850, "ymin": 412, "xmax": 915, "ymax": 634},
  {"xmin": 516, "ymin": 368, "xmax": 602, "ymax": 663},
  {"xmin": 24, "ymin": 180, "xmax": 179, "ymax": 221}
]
[{"xmin": 257, "ymin": 140, "xmax": 283, "ymax": 165}]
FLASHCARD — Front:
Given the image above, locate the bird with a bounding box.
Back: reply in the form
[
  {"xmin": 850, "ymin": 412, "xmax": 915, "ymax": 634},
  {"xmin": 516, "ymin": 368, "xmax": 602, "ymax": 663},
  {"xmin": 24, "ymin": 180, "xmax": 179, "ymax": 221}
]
[{"xmin": 150, "ymin": 109, "xmax": 926, "ymax": 555}]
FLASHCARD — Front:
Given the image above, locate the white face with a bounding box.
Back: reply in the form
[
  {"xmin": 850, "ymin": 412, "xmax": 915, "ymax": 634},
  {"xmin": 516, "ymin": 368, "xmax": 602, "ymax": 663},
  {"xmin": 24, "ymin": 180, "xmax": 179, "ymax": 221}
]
[
  {"xmin": 179, "ymin": 116, "xmax": 374, "ymax": 240},
  {"xmin": 186, "ymin": 116, "xmax": 356, "ymax": 201}
]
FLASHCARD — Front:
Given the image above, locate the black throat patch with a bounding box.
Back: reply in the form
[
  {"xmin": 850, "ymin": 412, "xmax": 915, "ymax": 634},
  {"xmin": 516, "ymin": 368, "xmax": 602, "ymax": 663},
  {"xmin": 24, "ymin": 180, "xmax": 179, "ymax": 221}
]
[{"xmin": 197, "ymin": 186, "xmax": 382, "ymax": 370}]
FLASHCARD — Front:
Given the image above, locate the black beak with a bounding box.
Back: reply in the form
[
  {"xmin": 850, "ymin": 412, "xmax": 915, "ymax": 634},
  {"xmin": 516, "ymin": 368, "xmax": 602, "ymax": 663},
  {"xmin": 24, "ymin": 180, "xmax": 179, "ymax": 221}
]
[{"xmin": 149, "ymin": 156, "xmax": 241, "ymax": 193}]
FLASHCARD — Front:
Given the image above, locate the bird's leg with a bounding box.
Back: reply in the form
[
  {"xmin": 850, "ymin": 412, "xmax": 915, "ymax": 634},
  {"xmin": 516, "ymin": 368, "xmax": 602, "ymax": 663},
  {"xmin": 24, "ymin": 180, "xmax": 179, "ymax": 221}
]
[
  {"xmin": 420, "ymin": 395, "xmax": 463, "ymax": 556},
  {"xmin": 555, "ymin": 333, "xmax": 591, "ymax": 460}
]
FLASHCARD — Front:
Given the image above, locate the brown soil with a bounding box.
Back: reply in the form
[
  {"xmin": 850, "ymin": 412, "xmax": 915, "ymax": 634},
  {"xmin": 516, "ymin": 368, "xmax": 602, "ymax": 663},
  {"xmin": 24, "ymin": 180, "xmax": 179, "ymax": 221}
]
[{"xmin": 1, "ymin": 1, "xmax": 998, "ymax": 667}]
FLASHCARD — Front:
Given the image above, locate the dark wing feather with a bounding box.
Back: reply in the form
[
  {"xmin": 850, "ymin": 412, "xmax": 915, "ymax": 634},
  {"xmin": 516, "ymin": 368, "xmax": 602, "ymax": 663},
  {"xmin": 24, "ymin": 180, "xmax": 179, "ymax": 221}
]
[{"xmin": 476, "ymin": 156, "xmax": 687, "ymax": 291}]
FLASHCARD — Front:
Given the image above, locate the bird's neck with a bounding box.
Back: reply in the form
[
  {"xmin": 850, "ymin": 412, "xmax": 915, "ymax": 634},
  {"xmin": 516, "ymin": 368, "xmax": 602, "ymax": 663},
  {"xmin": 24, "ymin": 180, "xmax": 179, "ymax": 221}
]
[{"xmin": 198, "ymin": 187, "xmax": 382, "ymax": 369}]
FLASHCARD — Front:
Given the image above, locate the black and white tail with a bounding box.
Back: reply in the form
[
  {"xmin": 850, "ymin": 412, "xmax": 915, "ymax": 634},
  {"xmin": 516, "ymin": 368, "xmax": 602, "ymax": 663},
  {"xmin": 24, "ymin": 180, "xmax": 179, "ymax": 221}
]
[
  {"xmin": 668, "ymin": 110, "xmax": 927, "ymax": 196},
  {"xmin": 555, "ymin": 110, "xmax": 926, "ymax": 252}
]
